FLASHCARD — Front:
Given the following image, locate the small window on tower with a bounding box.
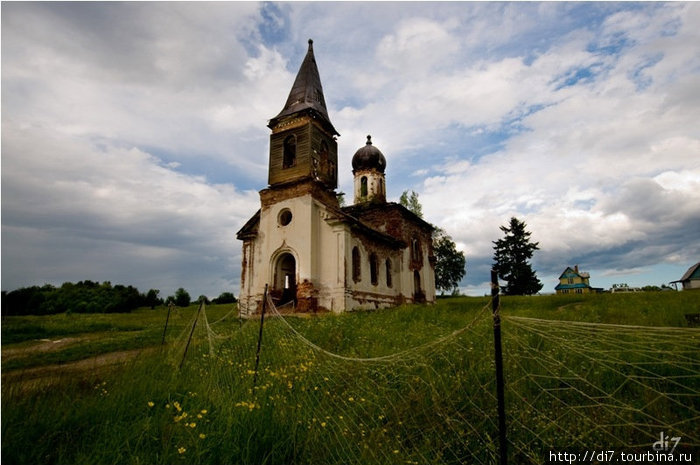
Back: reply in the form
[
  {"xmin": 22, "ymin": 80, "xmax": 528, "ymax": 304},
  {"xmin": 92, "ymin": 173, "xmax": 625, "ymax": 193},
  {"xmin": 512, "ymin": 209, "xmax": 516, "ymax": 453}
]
[
  {"xmin": 361, "ymin": 176, "xmax": 368, "ymax": 197},
  {"xmin": 320, "ymin": 141, "xmax": 329, "ymax": 172},
  {"xmin": 283, "ymin": 135, "xmax": 296, "ymax": 169}
]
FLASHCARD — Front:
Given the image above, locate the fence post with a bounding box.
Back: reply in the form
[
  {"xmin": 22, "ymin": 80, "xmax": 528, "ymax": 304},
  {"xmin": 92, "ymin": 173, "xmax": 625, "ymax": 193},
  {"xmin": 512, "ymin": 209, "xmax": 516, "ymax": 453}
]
[
  {"xmin": 161, "ymin": 302, "xmax": 173, "ymax": 345},
  {"xmin": 491, "ymin": 269, "xmax": 508, "ymax": 465},
  {"xmin": 179, "ymin": 301, "xmax": 203, "ymax": 370},
  {"xmin": 253, "ymin": 284, "xmax": 269, "ymax": 387}
]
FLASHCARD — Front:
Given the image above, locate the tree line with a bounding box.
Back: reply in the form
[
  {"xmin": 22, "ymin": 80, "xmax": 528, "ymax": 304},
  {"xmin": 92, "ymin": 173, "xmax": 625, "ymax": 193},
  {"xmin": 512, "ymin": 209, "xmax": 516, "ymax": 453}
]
[{"xmin": 1, "ymin": 281, "xmax": 237, "ymax": 316}]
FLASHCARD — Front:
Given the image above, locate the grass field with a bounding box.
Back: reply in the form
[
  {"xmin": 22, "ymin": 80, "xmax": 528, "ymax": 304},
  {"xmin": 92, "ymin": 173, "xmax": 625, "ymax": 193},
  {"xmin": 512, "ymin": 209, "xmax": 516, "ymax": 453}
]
[{"xmin": 2, "ymin": 292, "xmax": 699, "ymax": 464}]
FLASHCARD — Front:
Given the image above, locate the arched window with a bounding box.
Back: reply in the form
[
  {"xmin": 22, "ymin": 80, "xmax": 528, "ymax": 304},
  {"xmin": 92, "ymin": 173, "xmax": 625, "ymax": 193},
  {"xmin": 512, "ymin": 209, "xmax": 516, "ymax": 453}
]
[
  {"xmin": 411, "ymin": 239, "xmax": 421, "ymax": 263},
  {"xmin": 385, "ymin": 259, "xmax": 392, "ymax": 288},
  {"xmin": 352, "ymin": 246, "xmax": 361, "ymax": 283},
  {"xmin": 360, "ymin": 176, "xmax": 368, "ymax": 198},
  {"xmin": 370, "ymin": 253, "xmax": 378, "ymax": 286},
  {"xmin": 283, "ymin": 135, "xmax": 296, "ymax": 168}
]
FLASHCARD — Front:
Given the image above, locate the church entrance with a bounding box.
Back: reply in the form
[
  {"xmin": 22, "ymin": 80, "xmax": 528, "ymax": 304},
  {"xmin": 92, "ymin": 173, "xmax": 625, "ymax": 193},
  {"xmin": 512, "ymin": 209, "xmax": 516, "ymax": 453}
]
[
  {"xmin": 413, "ymin": 270, "xmax": 426, "ymax": 303},
  {"xmin": 274, "ymin": 252, "xmax": 297, "ymax": 306}
]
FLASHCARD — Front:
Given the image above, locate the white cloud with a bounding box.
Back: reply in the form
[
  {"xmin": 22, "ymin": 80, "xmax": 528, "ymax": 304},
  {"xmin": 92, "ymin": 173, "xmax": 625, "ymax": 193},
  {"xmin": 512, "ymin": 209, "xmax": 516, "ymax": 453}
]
[
  {"xmin": 2, "ymin": 2, "xmax": 699, "ymax": 298},
  {"xmin": 415, "ymin": 3, "xmax": 700, "ymax": 292},
  {"xmin": 2, "ymin": 121, "xmax": 259, "ymax": 295}
]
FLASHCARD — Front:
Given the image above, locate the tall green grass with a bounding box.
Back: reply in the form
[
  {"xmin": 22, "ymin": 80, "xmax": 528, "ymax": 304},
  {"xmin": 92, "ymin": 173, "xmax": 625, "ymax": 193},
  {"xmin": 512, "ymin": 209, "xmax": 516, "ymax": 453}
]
[{"xmin": 2, "ymin": 293, "xmax": 698, "ymax": 464}]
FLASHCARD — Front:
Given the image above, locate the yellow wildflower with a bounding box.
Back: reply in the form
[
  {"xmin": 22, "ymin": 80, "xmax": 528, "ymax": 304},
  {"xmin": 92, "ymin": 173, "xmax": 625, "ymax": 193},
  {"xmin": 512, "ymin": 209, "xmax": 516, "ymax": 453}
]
[
  {"xmin": 177, "ymin": 447, "xmax": 186, "ymax": 454},
  {"xmin": 147, "ymin": 401, "xmax": 155, "ymax": 408},
  {"xmin": 189, "ymin": 422, "xmax": 196, "ymax": 428},
  {"xmin": 200, "ymin": 409, "xmax": 207, "ymax": 414},
  {"xmin": 199, "ymin": 433, "xmax": 206, "ymax": 439}
]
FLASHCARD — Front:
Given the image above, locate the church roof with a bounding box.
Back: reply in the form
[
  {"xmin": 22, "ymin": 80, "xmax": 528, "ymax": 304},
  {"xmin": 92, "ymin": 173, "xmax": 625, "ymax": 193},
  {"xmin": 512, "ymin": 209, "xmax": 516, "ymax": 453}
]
[
  {"xmin": 352, "ymin": 135, "xmax": 386, "ymax": 173},
  {"xmin": 268, "ymin": 39, "xmax": 339, "ymax": 136},
  {"xmin": 342, "ymin": 202, "xmax": 435, "ymax": 233},
  {"xmin": 236, "ymin": 209, "xmax": 260, "ymax": 240}
]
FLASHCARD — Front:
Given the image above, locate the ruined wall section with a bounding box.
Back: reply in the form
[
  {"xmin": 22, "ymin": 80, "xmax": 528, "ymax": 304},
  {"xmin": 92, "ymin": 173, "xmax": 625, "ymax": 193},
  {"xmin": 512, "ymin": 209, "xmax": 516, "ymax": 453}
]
[
  {"xmin": 343, "ymin": 226, "xmax": 404, "ymax": 310},
  {"xmin": 347, "ymin": 204, "xmax": 436, "ymax": 304}
]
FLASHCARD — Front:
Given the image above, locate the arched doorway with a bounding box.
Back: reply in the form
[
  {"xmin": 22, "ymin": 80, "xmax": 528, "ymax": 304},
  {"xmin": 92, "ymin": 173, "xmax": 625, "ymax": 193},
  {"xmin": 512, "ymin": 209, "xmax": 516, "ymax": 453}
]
[
  {"xmin": 274, "ymin": 252, "xmax": 297, "ymax": 306},
  {"xmin": 413, "ymin": 270, "xmax": 425, "ymax": 303}
]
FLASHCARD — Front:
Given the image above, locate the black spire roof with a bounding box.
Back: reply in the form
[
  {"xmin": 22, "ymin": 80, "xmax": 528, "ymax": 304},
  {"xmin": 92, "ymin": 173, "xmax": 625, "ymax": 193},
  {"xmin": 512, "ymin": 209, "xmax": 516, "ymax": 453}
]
[{"xmin": 268, "ymin": 39, "xmax": 339, "ymax": 136}]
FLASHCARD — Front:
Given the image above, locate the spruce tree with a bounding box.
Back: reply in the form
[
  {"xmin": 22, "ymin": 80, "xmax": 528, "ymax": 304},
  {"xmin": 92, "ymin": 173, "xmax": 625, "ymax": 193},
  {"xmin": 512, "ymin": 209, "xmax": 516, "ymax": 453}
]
[{"xmin": 492, "ymin": 217, "xmax": 543, "ymax": 295}]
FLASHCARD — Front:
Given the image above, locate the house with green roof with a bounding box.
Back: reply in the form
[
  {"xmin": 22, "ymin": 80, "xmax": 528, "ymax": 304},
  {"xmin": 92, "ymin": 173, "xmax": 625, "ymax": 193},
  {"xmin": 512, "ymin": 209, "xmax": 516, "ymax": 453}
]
[
  {"xmin": 555, "ymin": 266, "xmax": 602, "ymax": 294},
  {"xmin": 671, "ymin": 262, "xmax": 700, "ymax": 291}
]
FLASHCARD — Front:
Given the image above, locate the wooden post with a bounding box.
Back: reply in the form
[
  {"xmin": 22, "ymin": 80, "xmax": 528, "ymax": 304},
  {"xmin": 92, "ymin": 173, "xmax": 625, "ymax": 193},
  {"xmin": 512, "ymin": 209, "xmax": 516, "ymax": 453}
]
[
  {"xmin": 252, "ymin": 284, "xmax": 268, "ymax": 387},
  {"xmin": 161, "ymin": 302, "xmax": 173, "ymax": 345},
  {"xmin": 491, "ymin": 269, "xmax": 508, "ymax": 465},
  {"xmin": 179, "ymin": 302, "xmax": 203, "ymax": 370}
]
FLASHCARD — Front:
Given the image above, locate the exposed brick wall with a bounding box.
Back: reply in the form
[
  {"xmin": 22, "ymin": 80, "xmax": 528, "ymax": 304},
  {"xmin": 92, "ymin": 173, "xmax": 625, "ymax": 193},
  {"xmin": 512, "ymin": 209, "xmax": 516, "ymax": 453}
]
[{"xmin": 260, "ymin": 179, "xmax": 339, "ymax": 210}]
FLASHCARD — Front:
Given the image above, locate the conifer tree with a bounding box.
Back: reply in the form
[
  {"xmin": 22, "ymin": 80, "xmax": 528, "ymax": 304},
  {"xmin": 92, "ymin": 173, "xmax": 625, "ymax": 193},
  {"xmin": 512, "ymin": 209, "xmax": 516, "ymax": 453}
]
[{"xmin": 492, "ymin": 217, "xmax": 543, "ymax": 295}]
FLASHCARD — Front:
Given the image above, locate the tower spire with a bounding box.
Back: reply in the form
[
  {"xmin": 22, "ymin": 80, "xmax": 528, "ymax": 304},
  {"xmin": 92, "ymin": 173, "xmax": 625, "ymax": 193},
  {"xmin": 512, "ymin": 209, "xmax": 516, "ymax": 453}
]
[{"xmin": 268, "ymin": 39, "xmax": 339, "ymax": 136}]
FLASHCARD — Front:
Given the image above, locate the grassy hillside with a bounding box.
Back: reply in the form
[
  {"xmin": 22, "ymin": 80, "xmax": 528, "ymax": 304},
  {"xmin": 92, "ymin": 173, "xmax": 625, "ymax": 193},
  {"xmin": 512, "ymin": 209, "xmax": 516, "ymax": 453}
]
[{"xmin": 2, "ymin": 293, "xmax": 698, "ymax": 464}]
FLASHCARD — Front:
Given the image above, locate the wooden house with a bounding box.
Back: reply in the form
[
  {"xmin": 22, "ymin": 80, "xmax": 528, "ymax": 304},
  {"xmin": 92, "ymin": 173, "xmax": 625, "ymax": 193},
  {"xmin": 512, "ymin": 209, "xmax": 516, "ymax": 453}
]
[
  {"xmin": 671, "ymin": 262, "xmax": 700, "ymax": 291},
  {"xmin": 555, "ymin": 266, "xmax": 602, "ymax": 294}
]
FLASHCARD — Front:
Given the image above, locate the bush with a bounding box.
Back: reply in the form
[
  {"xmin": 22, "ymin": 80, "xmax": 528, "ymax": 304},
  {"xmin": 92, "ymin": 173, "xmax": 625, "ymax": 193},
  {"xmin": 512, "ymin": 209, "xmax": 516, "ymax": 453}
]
[
  {"xmin": 174, "ymin": 288, "xmax": 191, "ymax": 307},
  {"xmin": 212, "ymin": 292, "xmax": 237, "ymax": 304}
]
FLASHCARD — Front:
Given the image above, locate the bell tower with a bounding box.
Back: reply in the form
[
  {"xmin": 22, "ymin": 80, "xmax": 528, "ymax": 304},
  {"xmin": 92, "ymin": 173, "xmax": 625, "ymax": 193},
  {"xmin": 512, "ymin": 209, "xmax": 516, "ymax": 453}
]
[{"xmin": 267, "ymin": 39, "xmax": 339, "ymax": 190}]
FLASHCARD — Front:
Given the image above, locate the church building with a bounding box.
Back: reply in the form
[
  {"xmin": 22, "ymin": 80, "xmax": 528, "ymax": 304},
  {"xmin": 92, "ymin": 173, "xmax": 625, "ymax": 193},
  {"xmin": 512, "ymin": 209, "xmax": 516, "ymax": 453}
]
[{"xmin": 237, "ymin": 40, "xmax": 436, "ymax": 314}]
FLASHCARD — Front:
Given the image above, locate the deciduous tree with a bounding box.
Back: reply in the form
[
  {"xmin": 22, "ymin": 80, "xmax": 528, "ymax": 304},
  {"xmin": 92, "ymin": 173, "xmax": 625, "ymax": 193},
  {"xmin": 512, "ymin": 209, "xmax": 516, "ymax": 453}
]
[
  {"xmin": 399, "ymin": 190, "xmax": 423, "ymax": 218},
  {"xmin": 174, "ymin": 287, "xmax": 191, "ymax": 307},
  {"xmin": 433, "ymin": 228, "xmax": 466, "ymax": 295}
]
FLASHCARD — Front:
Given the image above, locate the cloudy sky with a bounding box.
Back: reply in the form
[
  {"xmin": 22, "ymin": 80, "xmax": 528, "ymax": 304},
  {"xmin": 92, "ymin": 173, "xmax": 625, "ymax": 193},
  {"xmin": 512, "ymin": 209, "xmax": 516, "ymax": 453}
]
[{"xmin": 2, "ymin": 2, "xmax": 699, "ymax": 298}]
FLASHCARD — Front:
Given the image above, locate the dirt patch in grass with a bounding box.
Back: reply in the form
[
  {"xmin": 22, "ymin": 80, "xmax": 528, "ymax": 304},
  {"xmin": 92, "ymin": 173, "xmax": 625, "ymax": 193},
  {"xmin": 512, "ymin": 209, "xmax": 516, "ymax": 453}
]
[
  {"xmin": 2, "ymin": 348, "xmax": 156, "ymax": 394},
  {"xmin": 2, "ymin": 337, "xmax": 83, "ymax": 360},
  {"xmin": 556, "ymin": 302, "xmax": 584, "ymax": 312}
]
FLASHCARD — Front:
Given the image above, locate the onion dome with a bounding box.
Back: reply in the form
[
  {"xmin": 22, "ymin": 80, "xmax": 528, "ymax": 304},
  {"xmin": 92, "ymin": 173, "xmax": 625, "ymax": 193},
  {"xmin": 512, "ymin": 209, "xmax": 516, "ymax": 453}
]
[{"xmin": 351, "ymin": 135, "xmax": 386, "ymax": 173}]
